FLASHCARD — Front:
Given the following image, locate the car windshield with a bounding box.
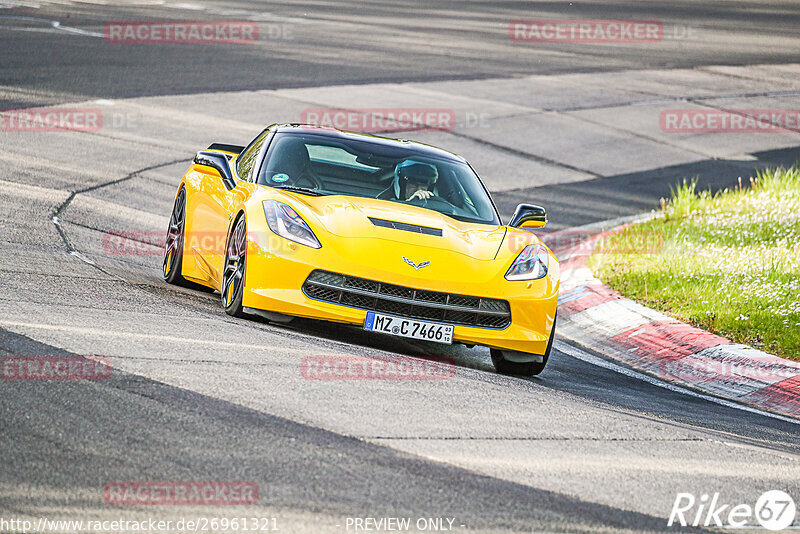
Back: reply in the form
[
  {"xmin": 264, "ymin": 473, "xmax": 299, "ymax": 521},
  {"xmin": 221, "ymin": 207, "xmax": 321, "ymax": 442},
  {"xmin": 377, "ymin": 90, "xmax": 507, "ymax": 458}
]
[{"xmin": 256, "ymin": 132, "xmax": 500, "ymax": 225}]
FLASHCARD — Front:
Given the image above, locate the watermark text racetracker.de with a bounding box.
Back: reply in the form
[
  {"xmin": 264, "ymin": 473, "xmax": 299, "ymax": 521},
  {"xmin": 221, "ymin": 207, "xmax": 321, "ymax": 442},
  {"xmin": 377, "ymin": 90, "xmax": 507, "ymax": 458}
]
[
  {"xmin": 1, "ymin": 356, "xmax": 111, "ymax": 380},
  {"xmin": 661, "ymin": 109, "xmax": 800, "ymax": 133},
  {"xmin": 103, "ymin": 230, "xmax": 311, "ymax": 256},
  {"xmin": 103, "ymin": 21, "xmax": 291, "ymax": 44},
  {"xmin": 0, "ymin": 108, "xmax": 102, "ymax": 132},
  {"xmin": 668, "ymin": 490, "xmax": 796, "ymax": 530},
  {"xmin": 511, "ymin": 229, "xmax": 665, "ymax": 256},
  {"xmin": 658, "ymin": 357, "xmax": 799, "ymax": 384},
  {"xmin": 103, "ymin": 481, "xmax": 258, "ymax": 505},
  {"xmin": 510, "ymin": 19, "xmax": 664, "ymax": 42},
  {"xmin": 0, "ymin": 107, "xmax": 138, "ymax": 133},
  {"xmin": 301, "ymin": 355, "xmax": 456, "ymax": 381},
  {"xmin": 300, "ymin": 108, "xmax": 461, "ymax": 133}
]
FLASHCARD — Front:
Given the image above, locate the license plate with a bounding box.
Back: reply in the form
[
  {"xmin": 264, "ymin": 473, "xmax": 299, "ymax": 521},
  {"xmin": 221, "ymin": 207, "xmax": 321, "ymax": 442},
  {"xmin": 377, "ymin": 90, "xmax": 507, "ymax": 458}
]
[{"xmin": 364, "ymin": 311, "xmax": 453, "ymax": 345}]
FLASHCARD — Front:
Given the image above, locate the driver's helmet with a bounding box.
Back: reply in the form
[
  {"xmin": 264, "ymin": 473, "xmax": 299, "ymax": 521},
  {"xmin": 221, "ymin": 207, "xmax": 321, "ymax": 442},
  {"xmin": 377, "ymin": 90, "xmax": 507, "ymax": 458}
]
[{"xmin": 393, "ymin": 160, "xmax": 438, "ymax": 199}]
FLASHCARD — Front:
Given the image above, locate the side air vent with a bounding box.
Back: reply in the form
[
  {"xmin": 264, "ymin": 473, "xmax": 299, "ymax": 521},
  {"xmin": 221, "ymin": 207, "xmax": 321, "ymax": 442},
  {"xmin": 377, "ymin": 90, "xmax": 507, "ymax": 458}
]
[{"xmin": 368, "ymin": 217, "xmax": 443, "ymax": 237}]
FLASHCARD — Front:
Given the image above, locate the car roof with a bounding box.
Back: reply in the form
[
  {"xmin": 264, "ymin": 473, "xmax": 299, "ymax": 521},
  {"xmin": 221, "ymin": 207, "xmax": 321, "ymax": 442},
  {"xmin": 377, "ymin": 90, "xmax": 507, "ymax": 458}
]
[{"xmin": 270, "ymin": 124, "xmax": 467, "ymax": 163}]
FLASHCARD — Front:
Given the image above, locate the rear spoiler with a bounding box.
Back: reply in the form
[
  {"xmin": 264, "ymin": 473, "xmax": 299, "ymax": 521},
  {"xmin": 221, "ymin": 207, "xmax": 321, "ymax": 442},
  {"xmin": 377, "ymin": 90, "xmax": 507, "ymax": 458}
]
[{"xmin": 206, "ymin": 143, "xmax": 245, "ymax": 155}]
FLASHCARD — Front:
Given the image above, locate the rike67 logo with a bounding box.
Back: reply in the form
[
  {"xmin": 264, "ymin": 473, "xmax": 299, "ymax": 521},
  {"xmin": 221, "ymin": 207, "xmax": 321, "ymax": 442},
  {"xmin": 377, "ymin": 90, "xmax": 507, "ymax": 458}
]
[{"xmin": 668, "ymin": 490, "xmax": 796, "ymax": 530}]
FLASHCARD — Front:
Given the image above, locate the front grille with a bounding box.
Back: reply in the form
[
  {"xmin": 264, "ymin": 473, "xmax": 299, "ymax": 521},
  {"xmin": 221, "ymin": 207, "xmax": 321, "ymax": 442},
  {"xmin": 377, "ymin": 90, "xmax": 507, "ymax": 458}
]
[{"xmin": 303, "ymin": 270, "xmax": 511, "ymax": 329}]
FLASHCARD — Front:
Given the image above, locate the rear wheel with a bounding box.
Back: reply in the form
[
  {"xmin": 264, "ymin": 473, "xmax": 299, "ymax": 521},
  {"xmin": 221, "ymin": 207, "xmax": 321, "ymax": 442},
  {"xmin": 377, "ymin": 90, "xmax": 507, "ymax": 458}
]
[
  {"xmin": 491, "ymin": 316, "xmax": 556, "ymax": 377},
  {"xmin": 163, "ymin": 188, "xmax": 192, "ymax": 287},
  {"xmin": 222, "ymin": 214, "xmax": 247, "ymax": 318}
]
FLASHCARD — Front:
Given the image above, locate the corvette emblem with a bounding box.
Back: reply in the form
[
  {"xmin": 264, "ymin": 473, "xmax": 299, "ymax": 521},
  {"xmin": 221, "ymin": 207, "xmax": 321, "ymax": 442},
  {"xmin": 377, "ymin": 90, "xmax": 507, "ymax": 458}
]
[{"xmin": 402, "ymin": 257, "xmax": 431, "ymax": 270}]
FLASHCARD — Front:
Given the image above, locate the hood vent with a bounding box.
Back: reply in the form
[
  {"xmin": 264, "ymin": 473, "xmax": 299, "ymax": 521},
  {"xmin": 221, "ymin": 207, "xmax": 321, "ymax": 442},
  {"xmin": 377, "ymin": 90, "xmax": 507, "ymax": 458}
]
[{"xmin": 368, "ymin": 217, "xmax": 442, "ymax": 237}]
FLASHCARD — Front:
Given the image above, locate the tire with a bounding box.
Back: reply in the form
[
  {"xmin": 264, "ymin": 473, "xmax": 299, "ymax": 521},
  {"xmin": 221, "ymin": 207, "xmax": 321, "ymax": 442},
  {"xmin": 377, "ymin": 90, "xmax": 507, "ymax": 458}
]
[
  {"xmin": 163, "ymin": 188, "xmax": 192, "ymax": 287},
  {"xmin": 491, "ymin": 316, "xmax": 556, "ymax": 377},
  {"xmin": 222, "ymin": 213, "xmax": 247, "ymax": 318}
]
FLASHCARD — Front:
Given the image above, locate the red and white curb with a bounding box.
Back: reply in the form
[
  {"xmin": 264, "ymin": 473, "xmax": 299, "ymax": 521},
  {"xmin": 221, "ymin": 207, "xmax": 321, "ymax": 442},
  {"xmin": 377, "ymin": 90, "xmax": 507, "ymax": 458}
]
[{"xmin": 548, "ymin": 215, "xmax": 800, "ymax": 420}]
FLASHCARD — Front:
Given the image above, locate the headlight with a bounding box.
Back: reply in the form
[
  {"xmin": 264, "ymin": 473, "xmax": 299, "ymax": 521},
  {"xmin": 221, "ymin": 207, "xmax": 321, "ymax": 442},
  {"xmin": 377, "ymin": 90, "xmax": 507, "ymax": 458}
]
[
  {"xmin": 505, "ymin": 244, "xmax": 548, "ymax": 281},
  {"xmin": 263, "ymin": 200, "xmax": 321, "ymax": 249}
]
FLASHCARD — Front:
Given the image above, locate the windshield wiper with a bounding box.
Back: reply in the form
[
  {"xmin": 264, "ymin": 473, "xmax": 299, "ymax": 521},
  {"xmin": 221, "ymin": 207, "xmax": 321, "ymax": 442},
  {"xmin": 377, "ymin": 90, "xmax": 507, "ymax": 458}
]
[{"xmin": 273, "ymin": 185, "xmax": 326, "ymax": 196}]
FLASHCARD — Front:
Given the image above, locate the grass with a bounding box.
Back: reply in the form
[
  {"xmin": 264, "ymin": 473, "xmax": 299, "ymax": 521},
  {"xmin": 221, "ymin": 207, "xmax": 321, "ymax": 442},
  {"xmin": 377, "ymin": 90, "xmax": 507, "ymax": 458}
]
[{"xmin": 588, "ymin": 166, "xmax": 800, "ymax": 360}]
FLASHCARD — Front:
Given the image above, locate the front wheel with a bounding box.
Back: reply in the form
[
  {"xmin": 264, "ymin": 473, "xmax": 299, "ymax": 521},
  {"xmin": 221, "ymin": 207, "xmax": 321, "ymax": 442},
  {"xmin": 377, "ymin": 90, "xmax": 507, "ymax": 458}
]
[
  {"xmin": 491, "ymin": 316, "xmax": 556, "ymax": 377},
  {"xmin": 222, "ymin": 214, "xmax": 247, "ymax": 318}
]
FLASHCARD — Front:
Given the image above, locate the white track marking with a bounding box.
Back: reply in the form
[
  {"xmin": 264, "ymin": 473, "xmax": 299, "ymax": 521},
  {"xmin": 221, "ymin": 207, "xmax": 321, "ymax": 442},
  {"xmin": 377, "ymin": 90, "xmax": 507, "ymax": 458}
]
[
  {"xmin": 0, "ymin": 2, "xmax": 40, "ymax": 8},
  {"xmin": 555, "ymin": 340, "xmax": 800, "ymax": 426},
  {"xmin": 0, "ymin": 15, "xmax": 103, "ymax": 37},
  {"xmin": 0, "ymin": 320, "xmax": 315, "ymax": 353}
]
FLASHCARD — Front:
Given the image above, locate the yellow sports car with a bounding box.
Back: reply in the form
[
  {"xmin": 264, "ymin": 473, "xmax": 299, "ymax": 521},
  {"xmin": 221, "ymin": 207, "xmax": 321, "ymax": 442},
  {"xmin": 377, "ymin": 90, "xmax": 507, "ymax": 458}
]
[{"xmin": 163, "ymin": 124, "xmax": 558, "ymax": 375}]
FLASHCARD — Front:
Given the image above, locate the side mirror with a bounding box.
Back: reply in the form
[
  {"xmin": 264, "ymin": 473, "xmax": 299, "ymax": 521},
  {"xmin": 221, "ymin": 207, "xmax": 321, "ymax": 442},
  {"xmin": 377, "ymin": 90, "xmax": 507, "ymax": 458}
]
[
  {"xmin": 194, "ymin": 151, "xmax": 236, "ymax": 190},
  {"xmin": 509, "ymin": 203, "xmax": 546, "ymax": 229}
]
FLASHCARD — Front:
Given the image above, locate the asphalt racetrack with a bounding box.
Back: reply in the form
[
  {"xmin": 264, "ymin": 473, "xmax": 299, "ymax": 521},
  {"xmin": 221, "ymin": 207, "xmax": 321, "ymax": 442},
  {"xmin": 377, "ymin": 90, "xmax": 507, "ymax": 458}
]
[{"xmin": 1, "ymin": 1, "xmax": 800, "ymax": 532}]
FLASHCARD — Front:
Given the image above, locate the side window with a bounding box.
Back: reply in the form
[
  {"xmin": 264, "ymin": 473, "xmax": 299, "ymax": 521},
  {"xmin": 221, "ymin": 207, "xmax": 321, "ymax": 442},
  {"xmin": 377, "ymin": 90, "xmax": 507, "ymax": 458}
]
[{"xmin": 235, "ymin": 131, "xmax": 269, "ymax": 182}]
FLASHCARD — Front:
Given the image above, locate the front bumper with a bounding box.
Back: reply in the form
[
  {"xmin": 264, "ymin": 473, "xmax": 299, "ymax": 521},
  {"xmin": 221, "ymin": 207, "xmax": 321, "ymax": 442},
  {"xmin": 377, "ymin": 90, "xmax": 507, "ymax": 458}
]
[{"xmin": 242, "ymin": 225, "xmax": 559, "ymax": 355}]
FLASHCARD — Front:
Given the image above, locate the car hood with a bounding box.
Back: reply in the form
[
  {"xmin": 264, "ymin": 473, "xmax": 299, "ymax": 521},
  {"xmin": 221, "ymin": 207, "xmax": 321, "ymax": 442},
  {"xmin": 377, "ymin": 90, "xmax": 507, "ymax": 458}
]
[
  {"xmin": 297, "ymin": 195, "xmax": 508, "ymax": 259},
  {"xmin": 279, "ymin": 193, "xmax": 542, "ymax": 262}
]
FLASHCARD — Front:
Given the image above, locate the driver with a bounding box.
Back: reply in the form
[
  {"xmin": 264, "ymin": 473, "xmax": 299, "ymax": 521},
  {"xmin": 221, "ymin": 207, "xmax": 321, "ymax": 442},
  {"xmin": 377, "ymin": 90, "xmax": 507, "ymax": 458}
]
[{"xmin": 392, "ymin": 160, "xmax": 438, "ymax": 201}]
